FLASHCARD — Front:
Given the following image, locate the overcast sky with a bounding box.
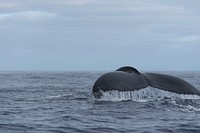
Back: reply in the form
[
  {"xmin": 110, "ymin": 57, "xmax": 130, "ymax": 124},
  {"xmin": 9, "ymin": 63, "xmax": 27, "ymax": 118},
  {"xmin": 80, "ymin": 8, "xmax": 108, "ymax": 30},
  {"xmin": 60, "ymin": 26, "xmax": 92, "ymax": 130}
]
[{"xmin": 0, "ymin": 0, "xmax": 200, "ymax": 71}]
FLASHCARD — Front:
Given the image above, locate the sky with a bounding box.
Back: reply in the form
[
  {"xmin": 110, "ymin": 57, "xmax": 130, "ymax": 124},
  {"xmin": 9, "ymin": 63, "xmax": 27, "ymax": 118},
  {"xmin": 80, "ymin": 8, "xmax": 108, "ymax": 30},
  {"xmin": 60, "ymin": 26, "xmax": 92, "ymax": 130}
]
[{"xmin": 0, "ymin": 0, "xmax": 200, "ymax": 71}]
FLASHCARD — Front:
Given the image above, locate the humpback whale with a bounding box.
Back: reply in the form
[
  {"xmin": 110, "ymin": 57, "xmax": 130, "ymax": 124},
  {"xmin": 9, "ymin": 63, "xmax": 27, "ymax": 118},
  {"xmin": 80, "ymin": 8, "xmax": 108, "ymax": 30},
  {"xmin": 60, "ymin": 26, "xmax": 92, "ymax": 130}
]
[{"xmin": 93, "ymin": 66, "xmax": 200, "ymax": 98}]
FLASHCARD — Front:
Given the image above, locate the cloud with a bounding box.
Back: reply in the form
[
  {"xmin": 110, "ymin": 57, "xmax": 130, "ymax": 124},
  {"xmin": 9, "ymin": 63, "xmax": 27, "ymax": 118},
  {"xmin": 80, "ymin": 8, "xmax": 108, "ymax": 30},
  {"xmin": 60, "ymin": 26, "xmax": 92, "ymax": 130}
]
[
  {"xmin": 175, "ymin": 35, "xmax": 200, "ymax": 42},
  {"xmin": 0, "ymin": 11, "xmax": 56, "ymax": 21},
  {"xmin": 53, "ymin": 0, "xmax": 95, "ymax": 6},
  {"xmin": 0, "ymin": 2, "xmax": 18, "ymax": 9},
  {"xmin": 0, "ymin": 0, "xmax": 200, "ymax": 70}
]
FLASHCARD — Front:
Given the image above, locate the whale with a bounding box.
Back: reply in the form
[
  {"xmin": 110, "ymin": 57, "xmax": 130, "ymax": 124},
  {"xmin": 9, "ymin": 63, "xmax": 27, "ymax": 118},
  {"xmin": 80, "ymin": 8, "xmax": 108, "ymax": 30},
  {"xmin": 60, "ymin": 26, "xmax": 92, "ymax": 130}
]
[{"xmin": 92, "ymin": 66, "xmax": 200, "ymax": 98}]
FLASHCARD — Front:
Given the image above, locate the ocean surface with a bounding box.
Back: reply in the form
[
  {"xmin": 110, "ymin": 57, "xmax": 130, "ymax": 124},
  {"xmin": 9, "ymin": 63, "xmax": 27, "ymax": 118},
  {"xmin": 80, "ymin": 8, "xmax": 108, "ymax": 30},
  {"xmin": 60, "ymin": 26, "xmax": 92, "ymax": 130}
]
[{"xmin": 1, "ymin": 71, "xmax": 200, "ymax": 133}]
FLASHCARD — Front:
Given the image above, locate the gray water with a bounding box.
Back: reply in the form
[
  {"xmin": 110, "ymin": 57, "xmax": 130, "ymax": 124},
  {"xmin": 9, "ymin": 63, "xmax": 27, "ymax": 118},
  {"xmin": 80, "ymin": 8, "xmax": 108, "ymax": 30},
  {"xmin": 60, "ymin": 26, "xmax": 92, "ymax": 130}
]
[{"xmin": 1, "ymin": 71, "xmax": 200, "ymax": 133}]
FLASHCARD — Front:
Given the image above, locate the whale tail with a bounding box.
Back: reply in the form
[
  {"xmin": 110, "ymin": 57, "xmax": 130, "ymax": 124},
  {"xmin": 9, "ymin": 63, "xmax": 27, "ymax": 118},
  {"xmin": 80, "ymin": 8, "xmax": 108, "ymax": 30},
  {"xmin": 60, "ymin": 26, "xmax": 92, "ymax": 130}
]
[
  {"xmin": 92, "ymin": 66, "xmax": 200, "ymax": 99},
  {"xmin": 116, "ymin": 66, "xmax": 141, "ymax": 75},
  {"xmin": 143, "ymin": 73, "xmax": 200, "ymax": 95}
]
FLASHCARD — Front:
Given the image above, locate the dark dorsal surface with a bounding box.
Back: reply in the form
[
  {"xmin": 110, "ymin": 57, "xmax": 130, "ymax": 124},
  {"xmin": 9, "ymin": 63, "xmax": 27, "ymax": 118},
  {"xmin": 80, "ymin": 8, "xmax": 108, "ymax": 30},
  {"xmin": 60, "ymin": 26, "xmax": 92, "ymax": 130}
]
[
  {"xmin": 143, "ymin": 73, "xmax": 200, "ymax": 95},
  {"xmin": 93, "ymin": 71, "xmax": 148, "ymax": 93},
  {"xmin": 92, "ymin": 66, "xmax": 200, "ymax": 98},
  {"xmin": 116, "ymin": 66, "xmax": 141, "ymax": 75}
]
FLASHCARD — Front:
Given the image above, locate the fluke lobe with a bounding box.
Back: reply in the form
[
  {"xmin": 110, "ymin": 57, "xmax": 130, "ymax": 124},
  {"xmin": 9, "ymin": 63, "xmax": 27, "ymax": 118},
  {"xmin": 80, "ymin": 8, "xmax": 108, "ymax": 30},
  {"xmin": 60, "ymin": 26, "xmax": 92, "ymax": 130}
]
[{"xmin": 92, "ymin": 66, "xmax": 200, "ymax": 98}]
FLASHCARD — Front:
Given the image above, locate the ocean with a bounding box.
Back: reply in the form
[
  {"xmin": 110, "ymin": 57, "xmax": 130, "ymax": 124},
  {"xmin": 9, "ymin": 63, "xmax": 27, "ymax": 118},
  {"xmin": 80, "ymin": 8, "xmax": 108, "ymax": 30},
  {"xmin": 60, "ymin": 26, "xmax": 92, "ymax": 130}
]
[{"xmin": 1, "ymin": 71, "xmax": 200, "ymax": 133}]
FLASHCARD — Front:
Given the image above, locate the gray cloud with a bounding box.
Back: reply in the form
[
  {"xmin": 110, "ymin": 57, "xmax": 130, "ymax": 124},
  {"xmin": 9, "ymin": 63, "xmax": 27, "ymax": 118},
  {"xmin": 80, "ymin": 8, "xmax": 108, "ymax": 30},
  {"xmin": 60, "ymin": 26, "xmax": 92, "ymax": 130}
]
[
  {"xmin": 0, "ymin": 11, "xmax": 56, "ymax": 21},
  {"xmin": 0, "ymin": 0, "xmax": 200, "ymax": 71}
]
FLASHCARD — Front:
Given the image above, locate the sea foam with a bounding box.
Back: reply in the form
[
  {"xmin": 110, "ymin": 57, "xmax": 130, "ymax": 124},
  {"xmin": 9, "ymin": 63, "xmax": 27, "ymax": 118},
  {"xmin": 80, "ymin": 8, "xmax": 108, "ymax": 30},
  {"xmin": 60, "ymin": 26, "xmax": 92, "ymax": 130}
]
[{"xmin": 98, "ymin": 87, "xmax": 200, "ymax": 102}]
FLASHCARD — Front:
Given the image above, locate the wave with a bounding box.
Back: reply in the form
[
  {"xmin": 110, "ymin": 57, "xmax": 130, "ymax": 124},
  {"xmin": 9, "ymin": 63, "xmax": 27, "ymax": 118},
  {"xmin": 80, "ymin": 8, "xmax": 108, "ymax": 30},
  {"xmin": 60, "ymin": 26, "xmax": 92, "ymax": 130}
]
[
  {"xmin": 98, "ymin": 87, "xmax": 200, "ymax": 102},
  {"xmin": 45, "ymin": 93, "xmax": 90, "ymax": 101}
]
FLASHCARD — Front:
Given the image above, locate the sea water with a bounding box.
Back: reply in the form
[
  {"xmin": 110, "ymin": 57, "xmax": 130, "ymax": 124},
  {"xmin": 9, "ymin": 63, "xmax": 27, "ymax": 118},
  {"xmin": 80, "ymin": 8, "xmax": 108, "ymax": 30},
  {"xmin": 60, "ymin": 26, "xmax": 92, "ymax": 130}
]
[{"xmin": 0, "ymin": 71, "xmax": 200, "ymax": 133}]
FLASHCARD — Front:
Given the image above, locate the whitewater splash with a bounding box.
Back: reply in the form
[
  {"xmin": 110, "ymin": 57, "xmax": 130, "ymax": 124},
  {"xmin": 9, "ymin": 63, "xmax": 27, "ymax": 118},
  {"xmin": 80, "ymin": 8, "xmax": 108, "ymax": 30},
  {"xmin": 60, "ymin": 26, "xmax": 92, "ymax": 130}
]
[{"xmin": 98, "ymin": 87, "xmax": 200, "ymax": 102}]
